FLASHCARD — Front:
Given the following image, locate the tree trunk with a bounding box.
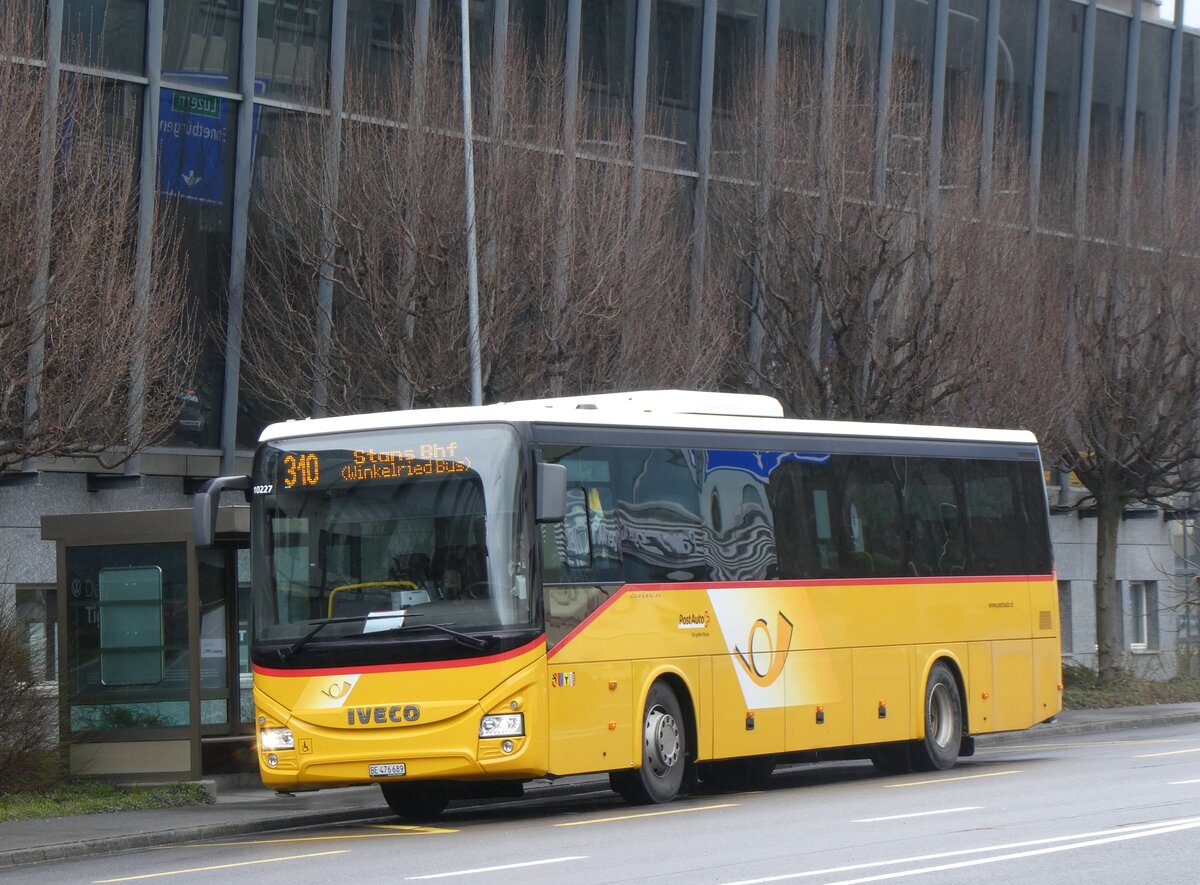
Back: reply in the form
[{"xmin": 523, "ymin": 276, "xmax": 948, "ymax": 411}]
[{"xmin": 1093, "ymin": 475, "xmax": 1127, "ymax": 683}]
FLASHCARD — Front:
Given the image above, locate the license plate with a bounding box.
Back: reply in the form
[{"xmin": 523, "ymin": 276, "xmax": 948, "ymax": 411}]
[{"xmin": 369, "ymin": 763, "xmax": 407, "ymax": 777}]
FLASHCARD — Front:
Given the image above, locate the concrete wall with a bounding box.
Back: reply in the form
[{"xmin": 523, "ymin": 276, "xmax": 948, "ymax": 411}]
[{"xmin": 1052, "ymin": 503, "xmax": 1189, "ymax": 679}]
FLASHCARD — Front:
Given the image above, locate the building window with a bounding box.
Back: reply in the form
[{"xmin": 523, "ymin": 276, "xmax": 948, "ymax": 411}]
[
  {"xmin": 15, "ymin": 585, "xmax": 57, "ymax": 683},
  {"xmin": 1128, "ymin": 580, "xmax": 1158, "ymax": 651},
  {"xmin": 1058, "ymin": 580, "xmax": 1072, "ymax": 654}
]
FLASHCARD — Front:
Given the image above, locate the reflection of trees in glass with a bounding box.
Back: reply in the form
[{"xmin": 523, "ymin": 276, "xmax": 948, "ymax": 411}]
[
  {"xmin": 0, "ymin": 10, "xmax": 194, "ymax": 471},
  {"xmin": 241, "ymin": 24, "xmax": 709, "ymax": 422},
  {"xmin": 707, "ymin": 30, "xmax": 1052, "ymax": 434}
]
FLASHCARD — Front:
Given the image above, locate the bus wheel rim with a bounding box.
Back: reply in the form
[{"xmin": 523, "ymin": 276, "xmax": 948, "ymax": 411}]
[
  {"xmin": 645, "ymin": 707, "xmax": 680, "ymax": 776},
  {"xmin": 929, "ymin": 682, "xmax": 955, "ymax": 747}
]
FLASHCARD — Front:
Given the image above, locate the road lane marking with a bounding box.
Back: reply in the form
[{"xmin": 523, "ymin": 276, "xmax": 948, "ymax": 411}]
[
  {"xmin": 817, "ymin": 817, "xmax": 1200, "ymax": 884},
  {"xmin": 93, "ymin": 850, "xmax": 349, "ymax": 882},
  {"xmin": 854, "ymin": 806, "xmax": 981, "ymax": 823},
  {"xmin": 406, "ymin": 856, "xmax": 587, "ymax": 879},
  {"xmin": 1136, "ymin": 747, "xmax": 1200, "ymax": 758},
  {"xmin": 720, "ymin": 815, "xmax": 1200, "ymax": 885},
  {"xmin": 553, "ymin": 802, "xmax": 740, "ymax": 827},
  {"xmin": 884, "ymin": 770, "xmax": 1021, "ymax": 788},
  {"xmin": 1169, "ymin": 778, "xmax": 1200, "ymax": 784},
  {"xmin": 185, "ymin": 826, "xmax": 456, "ymax": 848}
]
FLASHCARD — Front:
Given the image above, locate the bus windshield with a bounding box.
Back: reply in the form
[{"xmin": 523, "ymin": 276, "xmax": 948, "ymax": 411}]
[{"xmin": 250, "ymin": 424, "xmax": 531, "ymax": 654}]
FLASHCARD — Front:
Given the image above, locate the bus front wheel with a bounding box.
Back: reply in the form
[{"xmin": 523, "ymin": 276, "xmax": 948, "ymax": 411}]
[
  {"xmin": 912, "ymin": 661, "xmax": 963, "ymax": 771},
  {"xmin": 380, "ymin": 781, "xmax": 449, "ymax": 821},
  {"xmin": 611, "ymin": 681, "xmax": 686, "ymax": 805}
]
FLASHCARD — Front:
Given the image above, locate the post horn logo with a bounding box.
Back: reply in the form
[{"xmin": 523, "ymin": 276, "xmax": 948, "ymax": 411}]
[
  {"xmin": 733, "ymin": 611, "xmax": 794, "ymax": 687},
  {"xmin": 322, "ymin": 680, "xmax": 353, "ymax": 700}
]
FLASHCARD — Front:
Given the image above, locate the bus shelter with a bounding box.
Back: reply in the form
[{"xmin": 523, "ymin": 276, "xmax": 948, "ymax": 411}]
[{"xmin": 42, "ymin": 506, "xmax": 252, "ymax": 781}]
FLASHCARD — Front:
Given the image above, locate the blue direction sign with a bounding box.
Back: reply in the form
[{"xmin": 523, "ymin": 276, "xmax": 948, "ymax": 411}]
[{"xmin": 157, "ymin": 86, "xmax": 229, "ymax": 205}]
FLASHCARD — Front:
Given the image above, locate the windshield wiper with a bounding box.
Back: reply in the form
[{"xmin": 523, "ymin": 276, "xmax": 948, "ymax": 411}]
[
  {"xmin": 374, "ymin": 621, "xmax": 494, "ymax": 651},
  {"xmin": 278, "ymin": 614, "xmax": 376, "ymax": 662},
  {"xmin": 277, "ymin": 612, "xmax": 491, "ymax": 661}
]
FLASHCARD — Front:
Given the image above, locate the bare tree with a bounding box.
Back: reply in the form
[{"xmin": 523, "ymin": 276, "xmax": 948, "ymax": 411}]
[
  {"xmin": 240, "ymin": 18, "xmax": 704, "ymax": 421},
  {"xmin": 1049, "ymin": 161, "xmax": 1200, "ymax": 682},
  {"xmin": 707, "ymin": 34, "xmax": 1049, "ymax": 428},
  {"xmin": 0, "ymin": 11, "xmax": 193, "ymax": 472}
]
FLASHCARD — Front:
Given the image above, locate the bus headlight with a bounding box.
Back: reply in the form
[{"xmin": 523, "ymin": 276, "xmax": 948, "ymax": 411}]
[
  {"xmin": 479, "ymin": 713, "xmax": 524, "ymax": 738},
  {"xmin": 260, "ymin": 727, "xmax": 295, "ymax": 751}
]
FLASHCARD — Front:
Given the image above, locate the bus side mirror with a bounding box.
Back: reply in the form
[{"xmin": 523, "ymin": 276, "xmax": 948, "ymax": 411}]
[
  {"xmin": 193, "ymin": 475, "xmax": 252, "ymax": 546},
  {"xmin": 535, "ymin": 463, "xmax": 567, "ymax": 524}
]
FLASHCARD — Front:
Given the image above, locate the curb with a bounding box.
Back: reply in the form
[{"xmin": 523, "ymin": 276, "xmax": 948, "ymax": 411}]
[
  {"xmin": 0, "ymin": 775, "xmax": 611, "ymax": 870},
  {"xmin": 1, "ymin": 807, "xmax": 396, "ymax": 869},
  {"xmin": 975, "ymin": 708, "xmax": 1200, "ymax": 747}
]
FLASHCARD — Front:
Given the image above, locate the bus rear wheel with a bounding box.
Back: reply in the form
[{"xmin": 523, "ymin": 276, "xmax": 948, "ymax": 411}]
[
  {"xmin": 380, "ymin": 781, "xmax": 450, "ymax": 821},
  {"xmin": 611, "ymin": 681, "xmax": 686, "ymax": 805},
  {"xmin": 912, "ymin": 662, "xmax": 963, "ymax": 771}
]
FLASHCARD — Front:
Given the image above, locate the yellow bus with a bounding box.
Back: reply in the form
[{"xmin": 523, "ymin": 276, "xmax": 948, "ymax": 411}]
[{"xmin": 195, "ymin": 391, "xmax": 1061, "ymax": 819}]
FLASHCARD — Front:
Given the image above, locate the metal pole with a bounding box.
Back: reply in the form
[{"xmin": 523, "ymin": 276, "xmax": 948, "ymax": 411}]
[
  {"xmin": 1118, "ymin": 0, "xmax": 1141, "ymax": 246},
  {"xmin": 979, "ymin": 0, "xmax": 1000, "ymax": 205},
  {"xmin": 127, "ymin": 0, "xmax": 165, "ymax": 477},
  {"xmin": 460, "ymin": 0, "xmax": 483, "ymax": 406},
  {"xmin": 23, "ymin": 0, "xmax": 64, "ymax": 472},
  {"xmin": 928, "ymin": 0, "xmax": 949, "ymax": 222},
  {"xmin": 313, "ymin": 2, "xmax": 348, "ymax": 418},
  {"xmin": 1072, "ymin": 0, "xmax": 1097, "ymax": 242},
  {"xmin": 1029, "ymin": 0, "xmax": 1049, "ymax": 236},
  {"xmin": 689, "ymin": 0, "xmax": 717, "ymax": 343},
  {"xmin": 873, "ymin": 0, "xmax": 895, "ymax": 205},
  {"xmin": 219, "ymin": 0, "xmax": 260, "ymax": 472},
  {"xmin": 1164, "ymin": 0, "xmax": 1184, "ymax": 220},
  {"xmin": 629, "ymin": 0, "xmax": 651, "ymax": 229}
]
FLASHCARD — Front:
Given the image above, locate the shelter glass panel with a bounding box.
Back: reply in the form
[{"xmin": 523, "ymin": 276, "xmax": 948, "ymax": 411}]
[{"xmin": 65, "ymin": 543, "xmax": 190, "ymax": 732}]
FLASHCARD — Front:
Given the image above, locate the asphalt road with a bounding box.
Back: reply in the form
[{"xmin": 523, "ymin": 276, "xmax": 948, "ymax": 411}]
[{"xmin": 10, "ymin": 721, "xmax": 1200, "ymax": 885}]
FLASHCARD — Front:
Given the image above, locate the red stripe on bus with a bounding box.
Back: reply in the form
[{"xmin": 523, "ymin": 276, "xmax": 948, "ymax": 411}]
[
  {"xmin": 252, "ymin": 635, "xmax": 546, "ymax": 678},
  {"xmin": 545, "ymin": 573, "xmax": 1054, "ymax": 660}
]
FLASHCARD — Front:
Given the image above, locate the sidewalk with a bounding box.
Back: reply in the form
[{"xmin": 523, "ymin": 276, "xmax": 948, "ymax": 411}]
[{"xmin": 4, "ymin": 703, "xmax": 1199, "ymax": 870}]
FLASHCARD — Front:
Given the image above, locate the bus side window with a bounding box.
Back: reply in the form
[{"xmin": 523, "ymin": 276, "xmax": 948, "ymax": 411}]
[
  {"xmin": 765, "ymin": 458, "xmax": 834, "ymax": 580},
  {"xmin": 962, "ymin": 462, "xmax": 1020, "ymax": 575},
  {"xmin": 839, "ymin": 458, "xmax": 904, "ymax": 578},
  {"xmin": 561, "ymin": 487, "xmax": 592, "ymax": 570},
  {"xmin": 903, "ymin": 461, "xmax": 966, "ymax": 576}
]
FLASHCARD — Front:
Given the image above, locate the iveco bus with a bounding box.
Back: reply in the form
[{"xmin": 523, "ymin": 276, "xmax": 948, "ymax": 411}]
[{"xmin": 194, "ymin": 391, "xmax": 1061, "ymax": 819}]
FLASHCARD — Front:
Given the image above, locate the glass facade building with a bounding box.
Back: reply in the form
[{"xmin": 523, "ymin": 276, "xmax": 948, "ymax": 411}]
[{"xmin": 9, "ymin": 0, "xmax": 1194, "ymax": 469}]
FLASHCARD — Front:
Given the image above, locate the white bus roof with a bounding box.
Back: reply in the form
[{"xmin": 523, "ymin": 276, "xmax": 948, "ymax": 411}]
[{"xmin": 258, "ymin": 390, "xmax": 1038, "ymax": 447}]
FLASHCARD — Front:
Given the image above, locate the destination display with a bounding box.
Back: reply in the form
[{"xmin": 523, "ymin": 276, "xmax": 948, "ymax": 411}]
[{"xmin": 276, "ymin": 442, "xmax": 474, "ymax": 490}]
